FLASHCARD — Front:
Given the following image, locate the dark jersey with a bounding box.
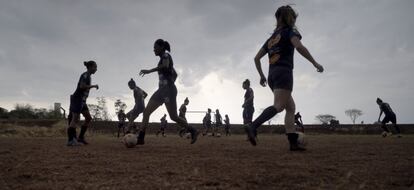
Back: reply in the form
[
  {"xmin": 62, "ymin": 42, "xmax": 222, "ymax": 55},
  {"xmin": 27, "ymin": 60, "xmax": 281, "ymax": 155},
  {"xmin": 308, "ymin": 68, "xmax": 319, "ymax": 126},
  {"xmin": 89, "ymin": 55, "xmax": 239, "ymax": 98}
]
[
  {"xmin": 295, "ymin": 113, "xmax": 302, "ymax": 121},
  {"xmin": 158, "ymin": 52, "xmax": 177, "ymax": 88},
  {"xmin": 215, "ymin": 113, "xmax": 222, "ymax": 125},
  {"xmin": 179, "ymin": 104, "xmax": 187, "ymax": 118},
  {"xmin": 380, "ymin": 102, "xmax": 394, "ymax": 116},
  {"xmin": 244, "ymin": 87, "xmax": 254, "ymax": 108},
  {"xmin": 72, "ymin": 72, "xmax": 91, "ymax": 101},
  {"xmin": 262, "ymin": 27, "xmax": 302, "ymax": 73},
  {"xmin": 160, "ymin": 117, "xmax": 168, "ymax": 125},
  {"xmin": 117, "ymin": 112, "xmax": 126, "ymax": 122},
  {"xmin": 203, "ymin": 113, "xmax": 211, "ymax": 124},
  {"xmin": 133, "ymin": 87, "xmax": 145, "ymax": 109},
  {"xmin": 224, "ymin": 117, "xmax": 230, "ymax": 125}
]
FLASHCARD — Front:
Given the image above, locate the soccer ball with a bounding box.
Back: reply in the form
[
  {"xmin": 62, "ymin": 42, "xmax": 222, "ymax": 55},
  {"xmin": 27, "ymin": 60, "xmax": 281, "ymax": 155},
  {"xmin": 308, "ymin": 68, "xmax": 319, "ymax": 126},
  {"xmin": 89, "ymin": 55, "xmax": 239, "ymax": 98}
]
[
  {"xmin": 296, "ymin": 132, "xmax": 306, "ymax": 147},
  {"xmin": 123, "ymin": 134, "xmax": 137, "ymax": 148}
]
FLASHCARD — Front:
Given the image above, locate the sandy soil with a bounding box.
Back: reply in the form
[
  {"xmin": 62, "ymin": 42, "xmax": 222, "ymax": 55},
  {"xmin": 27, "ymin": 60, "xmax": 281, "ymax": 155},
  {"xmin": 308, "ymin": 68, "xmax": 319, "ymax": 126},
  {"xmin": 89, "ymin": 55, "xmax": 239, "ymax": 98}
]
[{"xmin": 0, "ymin": 134, "xmax": 413, "ymax": 190}]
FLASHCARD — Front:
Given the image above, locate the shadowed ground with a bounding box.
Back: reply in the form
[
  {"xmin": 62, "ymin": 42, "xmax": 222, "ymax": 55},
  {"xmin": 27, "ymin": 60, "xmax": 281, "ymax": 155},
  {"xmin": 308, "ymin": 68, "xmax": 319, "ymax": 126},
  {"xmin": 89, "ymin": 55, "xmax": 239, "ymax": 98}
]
[{"xmin": 0, "ymin": 134, "xmax": 413, "ymax": 190}]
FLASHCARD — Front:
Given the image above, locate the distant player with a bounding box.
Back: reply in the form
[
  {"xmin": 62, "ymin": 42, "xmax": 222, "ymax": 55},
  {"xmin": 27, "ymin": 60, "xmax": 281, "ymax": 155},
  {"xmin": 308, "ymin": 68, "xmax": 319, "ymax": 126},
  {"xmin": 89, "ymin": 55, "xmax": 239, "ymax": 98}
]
[
  {"xmin": 242, "ymin": 79, "xmax": 254, "ymax": 124},
  {"xmin": 156, "ymin": 114, "xmax": 168, "ymax": 137},
  {"xmin": 244, "ymin": 5, "xmax": 324, "ymax": 151},
  {"xmin": 224, "ymin": 114, "xmax": 231, "ymax": 136},
  {"xmin": 376, "ymin": 98, "xmax": 401, "ymax": 138},
  {"xmin": 178, "ymin": 97, "xmax": 189, "ymax": 137},
  {"xmin": 295, "ymin": 112, "xmax": 304, "ymax": 132},
  {"xmin": 214, "ymin": 109, "xmax": 222, "ymax": 136},
  {"xmin": 202, "ymin": 108, "xmax": 212, "ymax": 136},
  {"xmin": 126, "ymin": 78, "xmax": 147, "ymax": 134},
  {"xmin": 117, "ymin": 110, "xmax": 127, "ymax": 138},
  {"xmin": 138, "ymin": 39, "xmax": 199, "ymax": 145},
  {"xmin": 67, "ymin": 60, "xmax": 99, "ymax": 146}
]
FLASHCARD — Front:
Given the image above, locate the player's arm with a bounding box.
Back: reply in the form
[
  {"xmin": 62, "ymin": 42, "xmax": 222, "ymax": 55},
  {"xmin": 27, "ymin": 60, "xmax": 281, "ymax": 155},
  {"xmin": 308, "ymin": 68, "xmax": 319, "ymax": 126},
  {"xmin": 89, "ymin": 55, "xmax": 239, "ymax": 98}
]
[
  {"xmin": 254, "ymin": 48, "xmax": 267, "ymax": 87},
  {"xmin": 291, "ymin": 37, "xmax": 324, "ymax": 73},
  {"xmin": 378, "ymin": 110, "xmax": 383, "ymax": 122},
  {"xmin": 79, "ymin": 80, "xmax": 99, "ymax": 90},
  {"xmin": 140, "ymin": 56, "xmax": 170, "ymax": 76}
]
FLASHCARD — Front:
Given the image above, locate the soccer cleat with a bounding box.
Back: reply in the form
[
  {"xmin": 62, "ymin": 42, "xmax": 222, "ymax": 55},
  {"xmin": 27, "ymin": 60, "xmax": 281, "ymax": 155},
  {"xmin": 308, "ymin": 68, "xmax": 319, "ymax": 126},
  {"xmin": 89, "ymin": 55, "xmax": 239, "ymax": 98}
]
[
  {"xmin": 290, "ymin": 144, "xmax": 306, "ymax": 151},
  {"xmin": 136, "ymin": 131, "xmax": 146, "ymax": 145},
  {"xmin": 244, "ymin": 125, "xmax": 257, "ymax": 146},
  {"xmin": 66, "ymin": 139, "xmax": 81, "ymax": 146},
  {"xmin": 77, "ymin": 138, "xmax": 89, "ymax": 145},
  {"xmin": 190, "ymin": 129, "xmax": 199, "ymax": 144},
  {"xmin": 287, "ymin": 133, "xmax": 306, "ymax": 151}
]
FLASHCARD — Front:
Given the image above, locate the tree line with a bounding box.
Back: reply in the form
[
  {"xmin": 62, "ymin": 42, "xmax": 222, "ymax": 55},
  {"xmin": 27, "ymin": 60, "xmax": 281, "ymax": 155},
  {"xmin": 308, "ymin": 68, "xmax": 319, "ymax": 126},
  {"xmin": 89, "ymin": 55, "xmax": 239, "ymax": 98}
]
[{"xmin": 0, "ymin": 96, "xmax": 112, "ymax": 121}]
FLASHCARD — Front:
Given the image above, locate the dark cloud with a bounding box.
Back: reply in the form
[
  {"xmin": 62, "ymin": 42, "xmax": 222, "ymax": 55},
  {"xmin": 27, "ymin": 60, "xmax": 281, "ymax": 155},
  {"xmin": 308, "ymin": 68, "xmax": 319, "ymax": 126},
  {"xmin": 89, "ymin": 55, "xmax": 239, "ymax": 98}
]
[{"xmin": 0, "ymin": 0, "xmax": 413, "ymax": 123}]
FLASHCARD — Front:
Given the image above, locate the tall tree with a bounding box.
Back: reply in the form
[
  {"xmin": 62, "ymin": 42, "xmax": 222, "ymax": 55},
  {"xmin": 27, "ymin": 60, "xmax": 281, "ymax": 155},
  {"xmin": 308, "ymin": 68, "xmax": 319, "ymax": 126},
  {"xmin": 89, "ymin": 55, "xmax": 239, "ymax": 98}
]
[
  {"xmin": 8, "ymin": 104, "xmax": 37, "ymax": 119},
  {"xmin": 315, "ymin": 114, "xmax": 336, "ymax": 124},
  {"xmin": 345, "ymin": 109, "xmax": 363, "ymax": 124},
  {"xmin": 0, "ymin": 107, "xmax": 9, "ymax": 119},
  {"xmin": 114, "ymin": 99, "xmax": 127, "ymax": 114},
  {"xmin": 96, "ymin": 96, "xmax": 110, "ymax": 121}
]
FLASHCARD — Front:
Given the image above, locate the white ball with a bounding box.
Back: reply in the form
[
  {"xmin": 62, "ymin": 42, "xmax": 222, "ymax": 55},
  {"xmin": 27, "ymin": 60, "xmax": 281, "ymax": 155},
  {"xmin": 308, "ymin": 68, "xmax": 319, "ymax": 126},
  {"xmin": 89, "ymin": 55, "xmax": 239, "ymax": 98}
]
[
  {"xmin": 296, "ymin": 132, "xmax": 306, "ymax": 146},
  {"xmin": 123, "ymin": 134, "xmax": 137, "ymax": 148}
]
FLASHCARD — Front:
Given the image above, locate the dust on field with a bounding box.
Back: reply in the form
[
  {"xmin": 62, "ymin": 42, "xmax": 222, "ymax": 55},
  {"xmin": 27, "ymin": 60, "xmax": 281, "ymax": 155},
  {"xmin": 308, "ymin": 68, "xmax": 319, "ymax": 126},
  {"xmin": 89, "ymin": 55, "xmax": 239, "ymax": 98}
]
[{"xmin": 0, "ymin": 135, "xmax": 413, "ymax": 190}]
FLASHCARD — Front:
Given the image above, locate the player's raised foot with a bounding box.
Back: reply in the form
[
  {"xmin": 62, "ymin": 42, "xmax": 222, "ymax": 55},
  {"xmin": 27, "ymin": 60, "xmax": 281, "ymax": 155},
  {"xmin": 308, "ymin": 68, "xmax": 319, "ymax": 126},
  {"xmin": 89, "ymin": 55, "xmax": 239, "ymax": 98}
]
[
  {"xmin": 78, "ymin": 138, "xmax": 89, "ymax": 145},
  {"xmin": 189, "ymin": 127, "xmax": 199, "ymax": 144},
  {"xmin": 244, "ymin": 124, "xmax": 257, "ymax": 146},
  {"xmin": 66, "ymin": 139, "xmax": 81, "ymax": 146}
]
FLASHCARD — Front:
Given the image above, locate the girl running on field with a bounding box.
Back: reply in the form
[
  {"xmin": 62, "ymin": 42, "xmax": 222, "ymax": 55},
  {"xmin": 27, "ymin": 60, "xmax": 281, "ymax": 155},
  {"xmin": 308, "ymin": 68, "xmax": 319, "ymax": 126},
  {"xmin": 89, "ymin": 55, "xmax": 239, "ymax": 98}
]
[
  {"xmin": 178, "ymin": 97, "xmax": 189, "ymax": 137},
  {"xmin": 244, "ymin": 5, "xmax": 324, "ymax": 151},
  {"xmin": 126, "ymin": 78, "xmax": 147, "ymax": 134},
  {"xmin": 224, "ymin": 114, "xmax": 231, "ymax": 136},
  {"xmin": 138, "ymin": 39, "xmax": 199, "ymax": 145},
  {"xmin": 242, "ymin": 79, "xmax": 254, "ymax": 125},
  {"xmin": 67, "ymin": 61, "xmax": 99, "ymax": 146}
]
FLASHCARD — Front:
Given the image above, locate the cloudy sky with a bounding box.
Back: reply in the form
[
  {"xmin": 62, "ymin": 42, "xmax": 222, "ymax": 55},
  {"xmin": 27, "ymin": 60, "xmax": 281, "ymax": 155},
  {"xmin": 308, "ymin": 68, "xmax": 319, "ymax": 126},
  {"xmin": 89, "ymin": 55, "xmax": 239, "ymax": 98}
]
[{"xmin": 0, "ymin": 0, "xmax": 413, "ymax": 124}]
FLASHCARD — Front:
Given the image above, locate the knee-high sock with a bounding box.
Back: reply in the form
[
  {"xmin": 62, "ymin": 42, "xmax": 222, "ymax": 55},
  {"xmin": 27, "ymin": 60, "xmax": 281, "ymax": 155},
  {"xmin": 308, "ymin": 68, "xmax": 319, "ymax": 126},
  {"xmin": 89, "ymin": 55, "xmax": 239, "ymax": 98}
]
[
  {"xmin": 394, "ymin": 124, "xmax": 401, "ymax": 134},
  {"xmin": 138, "ymin": 130, "xmax": 146, "ymax": 140},
  {"xmin": 287, "ymin": 133, "xmax": 298, "ymax": 145},
  {"xmin": 79, "ymin": 125, "xmax": 88, "ymax": 139},
  {"xmin": 67, "ymin": 128, "xmax": 72, "ymax": 141},
  {"xmin": 252, "ymin": 106, "xmax": 278, "ymax": 129},
  {"xmin": 381, "ymin": 125, "xmax": 389, "ymax": 132}
]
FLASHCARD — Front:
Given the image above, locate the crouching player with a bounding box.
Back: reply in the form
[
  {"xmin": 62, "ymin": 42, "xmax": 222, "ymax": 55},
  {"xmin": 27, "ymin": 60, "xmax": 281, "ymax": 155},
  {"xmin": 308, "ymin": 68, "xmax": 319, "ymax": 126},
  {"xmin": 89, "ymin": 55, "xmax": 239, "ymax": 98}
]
[
  {"xmin": 376, "ymin": 98, "xmax": 401, "ymax": 138},
  {"xmin": 67, "ymin": 60, "xmax": 99, "ymax": 146}
]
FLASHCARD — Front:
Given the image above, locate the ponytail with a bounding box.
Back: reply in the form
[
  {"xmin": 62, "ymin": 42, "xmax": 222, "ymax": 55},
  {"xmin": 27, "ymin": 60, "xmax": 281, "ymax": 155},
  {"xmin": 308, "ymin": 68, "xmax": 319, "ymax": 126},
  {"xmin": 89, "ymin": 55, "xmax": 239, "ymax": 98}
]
[
  {"xmin": 155, "ymin": 39, "xmax": 171, "ymax": 52},
  {"xmin": 84, "ymin": 60, "xmax": 96, "ymax": 68}
]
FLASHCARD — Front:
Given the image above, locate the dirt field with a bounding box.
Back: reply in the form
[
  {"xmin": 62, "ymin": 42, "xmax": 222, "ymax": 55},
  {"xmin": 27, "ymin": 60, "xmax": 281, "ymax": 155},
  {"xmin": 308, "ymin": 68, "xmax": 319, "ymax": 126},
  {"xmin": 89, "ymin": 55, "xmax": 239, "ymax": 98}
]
[{"xmin": 0, "ymin": 134, "xmax": 413, "ymax": 190}]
